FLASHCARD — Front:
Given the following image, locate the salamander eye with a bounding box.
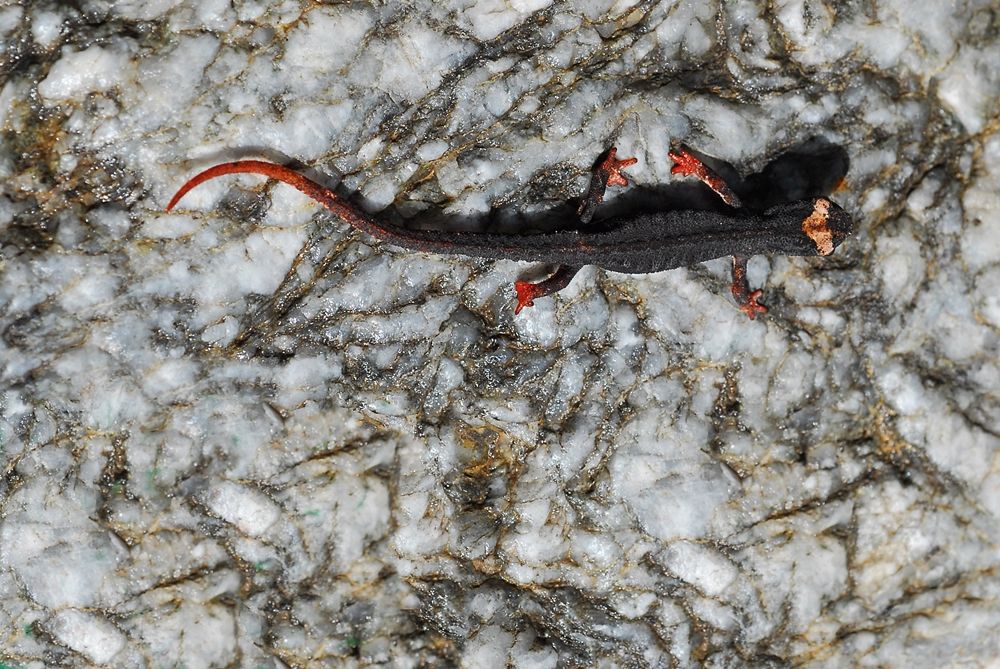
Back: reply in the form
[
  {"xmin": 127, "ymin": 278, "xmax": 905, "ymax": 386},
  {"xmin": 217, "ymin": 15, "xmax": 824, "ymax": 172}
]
[{"xmin": 827, "ymin": 201, "xmax": 855, "ymax": 242}]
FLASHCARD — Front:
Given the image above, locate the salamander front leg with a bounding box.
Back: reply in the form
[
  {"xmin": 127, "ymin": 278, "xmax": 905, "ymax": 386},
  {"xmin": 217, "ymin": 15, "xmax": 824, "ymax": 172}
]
[
  {"xmin": 577, "ymin": 147, "xmax": 638, "ymax": 225},
  {"xmin": 514, "ymin": 147, "xmax": 636, "ymax": 315},
  {"xmin": 731, "ymin": 255, "xmax": 767, "ymax": 319},
  {"xmin": 668, "ymin": 146, "xmax": 743, "ymax": 208}
]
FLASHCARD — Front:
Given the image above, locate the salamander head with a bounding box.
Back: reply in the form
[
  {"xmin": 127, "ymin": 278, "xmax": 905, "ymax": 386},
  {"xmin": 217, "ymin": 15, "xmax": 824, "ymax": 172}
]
[{"xmin": 765, "ymin": 198, "xmax": 854, "ymax": 257}]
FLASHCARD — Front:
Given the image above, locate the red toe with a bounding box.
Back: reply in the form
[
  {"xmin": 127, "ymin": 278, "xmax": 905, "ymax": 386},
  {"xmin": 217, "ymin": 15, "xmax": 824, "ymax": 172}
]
[
  {"xmin": 601, "ymin": 147, "xmax": 637, "ymax": 188},
  {"xmin": 668, "ymin": 148, "xmax": 702, "ymax": 177},
  {"xmin": 514, "ymin": 281, "xmax": 542, "ymax": 315},
  {"xmin": 739, "ymin": 290, "xmax": 768, "ymax": 320}
]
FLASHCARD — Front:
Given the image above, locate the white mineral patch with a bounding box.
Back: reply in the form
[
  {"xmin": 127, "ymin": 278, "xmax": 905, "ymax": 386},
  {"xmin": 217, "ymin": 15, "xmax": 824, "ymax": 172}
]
[
  {"xmin": 456, "ymin": 0, "xmax": 554, "ymax": 40},
  {"xmin": 0, "ymin": 6, "xmax": 22, "ymax": 34},
  {"xmin": 611, "ymin": 411, "xmax": 735, "ymax": 540},
  {"xmin": 463, "ymin": 624, "xmax": 515, "ymax": 668},
  {"xmin": 657, "ymin": 541, "xmax": 738, "ymax": 597},
  {"xmin": 0, "ymin": 479, "xmax": 126, "ymax": 608},
  {"xmin": 960, "ymin": 132, "xmax": 1000, "ymax": 270},
  {"xmin": 38, "ymin": 45, "xmax": 131, "ymax": 102},
  {"xmin": 373, "ymin": 21, "xmax": 475, "ymax": 101},
  {"xmin": 30, "ymin": 10, "xmax": 64, "ymax": 48},
  {"xmin": 204, "ymin": 481, "xmax": 280, "ymax": 536},
  {"xmin": 48, "ymin": 609, "xmax": 126, "ymax": 664}
]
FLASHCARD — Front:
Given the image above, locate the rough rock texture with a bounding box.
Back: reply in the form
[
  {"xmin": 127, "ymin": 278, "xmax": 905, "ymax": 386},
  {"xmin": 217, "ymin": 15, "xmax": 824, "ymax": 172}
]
[{"xmin": 1, "ymin": 1, "xmax": 998, "ymax": 667}]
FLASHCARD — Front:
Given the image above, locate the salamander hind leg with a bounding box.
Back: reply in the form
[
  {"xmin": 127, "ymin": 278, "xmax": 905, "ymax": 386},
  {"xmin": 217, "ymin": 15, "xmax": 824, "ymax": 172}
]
[
  {"xmin": 576, "ymin": 147, "xmax": 637, "ymax": 224},
  {"xmin": 668, "ymin": 146, "xmax": 743, "ymax": 208},
  {"xmin": 730, "ymin": 255, "xmax": 767, "ymax": 319},
  {"xmin": 514, "ymin": 265, "xmax": 581, "ymax": 314}
]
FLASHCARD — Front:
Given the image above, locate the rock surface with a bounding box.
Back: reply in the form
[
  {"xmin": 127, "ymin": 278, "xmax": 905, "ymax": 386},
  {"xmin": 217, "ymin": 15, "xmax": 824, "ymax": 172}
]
[{"xmin": 1, "ymin": 1, "xmax": 998, "ymax": 667}]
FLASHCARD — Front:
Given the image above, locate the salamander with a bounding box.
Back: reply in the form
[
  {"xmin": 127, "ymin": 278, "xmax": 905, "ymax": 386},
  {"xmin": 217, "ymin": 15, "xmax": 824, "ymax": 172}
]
[{"xmin": 166, "ymin": 147, "xmax": 854, "ymax": 318}]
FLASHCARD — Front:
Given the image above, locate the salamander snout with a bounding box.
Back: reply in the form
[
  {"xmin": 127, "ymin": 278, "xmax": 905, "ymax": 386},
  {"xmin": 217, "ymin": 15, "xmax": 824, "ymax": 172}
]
[{"xmin": 825, "ymin": 200, "xmax": 854, "ymax": 247}]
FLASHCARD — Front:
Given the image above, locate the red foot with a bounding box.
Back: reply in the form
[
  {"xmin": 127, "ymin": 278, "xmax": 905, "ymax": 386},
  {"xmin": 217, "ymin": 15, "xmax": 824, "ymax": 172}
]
[
  {"xmin": 667, "ymin": 147, "xmax": 703, "ymax": 178},
  {"xmin": 668, "ymin": 147, "xmax": 742, "ymax": 207},
  {"xmin": 514, "ymin": 281, "xmax": 542, "ymax": 314},
  {"xmin": 600, "ymin": 147, "xmax": 638, "ymax": 188},
  {"xmin": 739, "ymin": 290, "xmax": 768, "ymax": 320}
]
